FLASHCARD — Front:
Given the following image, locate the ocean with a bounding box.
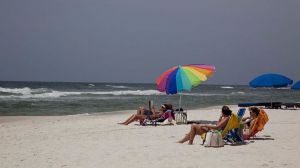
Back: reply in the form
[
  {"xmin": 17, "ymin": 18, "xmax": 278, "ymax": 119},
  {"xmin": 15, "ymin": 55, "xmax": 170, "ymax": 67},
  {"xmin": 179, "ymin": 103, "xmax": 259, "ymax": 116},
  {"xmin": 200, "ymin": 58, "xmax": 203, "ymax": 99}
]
[{"xmin": 0, "ymin": 81, "xmax": 299, "ymax": 116}]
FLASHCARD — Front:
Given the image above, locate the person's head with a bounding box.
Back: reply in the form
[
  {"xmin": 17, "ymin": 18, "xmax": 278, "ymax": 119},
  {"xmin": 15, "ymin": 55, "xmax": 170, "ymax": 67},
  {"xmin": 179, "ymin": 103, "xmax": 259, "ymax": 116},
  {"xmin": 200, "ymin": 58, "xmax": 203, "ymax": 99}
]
[
  {"xmin": 249, "ymin": 106, "xmax": 260, "ymax": 118},
  {"xmin": 160, "ymin": 104, "xmax": 167, "ymax": 112},
  {"xmin": 160, "ymin": 103, "xmax": 173, "ymax": 112},
  {"xmin": 164, "ymin": 104, "xmax": 173, "ymax": 110},
  {"xmin": 221, "ymin": 105, "xmax": 232, "ymax": 117}
]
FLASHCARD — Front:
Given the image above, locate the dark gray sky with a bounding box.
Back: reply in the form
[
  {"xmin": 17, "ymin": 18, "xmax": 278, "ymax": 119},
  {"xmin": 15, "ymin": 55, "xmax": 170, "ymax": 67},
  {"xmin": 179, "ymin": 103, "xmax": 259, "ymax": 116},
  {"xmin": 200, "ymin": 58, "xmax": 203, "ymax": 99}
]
[{"xmin": 1, "ymin": 0, "xmax": 300, "ymax": 84}]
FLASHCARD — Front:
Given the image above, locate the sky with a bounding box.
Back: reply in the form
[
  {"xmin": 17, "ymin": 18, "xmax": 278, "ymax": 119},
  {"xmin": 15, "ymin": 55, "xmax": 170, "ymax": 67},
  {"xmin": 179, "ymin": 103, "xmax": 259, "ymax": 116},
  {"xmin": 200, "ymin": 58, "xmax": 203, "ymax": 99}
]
[{"xmin": 0, "ymin": 0, "xmax": 299, "ymax": 85}]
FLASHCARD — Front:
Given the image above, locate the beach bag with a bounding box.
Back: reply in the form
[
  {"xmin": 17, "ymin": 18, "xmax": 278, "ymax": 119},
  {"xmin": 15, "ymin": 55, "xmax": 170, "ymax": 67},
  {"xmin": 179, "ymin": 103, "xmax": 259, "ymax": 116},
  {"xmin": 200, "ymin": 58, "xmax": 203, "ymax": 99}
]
[
  {"xmin": 175, "ymin": 112, "xmax": 187, "ymax": 124},
  {"xmin": 203, "ymin": 130, "xmax": 224, "ymax": 147}
]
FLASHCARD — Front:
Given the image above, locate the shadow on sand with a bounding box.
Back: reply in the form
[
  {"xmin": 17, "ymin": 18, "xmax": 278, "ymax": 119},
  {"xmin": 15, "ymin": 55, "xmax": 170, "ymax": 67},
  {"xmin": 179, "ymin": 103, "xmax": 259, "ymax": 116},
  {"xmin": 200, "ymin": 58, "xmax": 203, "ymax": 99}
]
[
  {"xmin": 251, "ymin": 137, "xmax": 275, "ymax": 140},
  {"xmin": 187, "ymin": 120, "xmax": 217, "ymax": 125}
]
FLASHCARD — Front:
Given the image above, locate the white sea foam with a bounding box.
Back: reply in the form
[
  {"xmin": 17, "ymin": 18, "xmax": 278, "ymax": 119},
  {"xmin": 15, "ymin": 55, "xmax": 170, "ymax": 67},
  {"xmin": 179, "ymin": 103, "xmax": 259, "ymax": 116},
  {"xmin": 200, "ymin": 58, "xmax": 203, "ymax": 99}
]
[
  {"xmin": 276, "ymin": 87, "xmax": 290, "ymax": 90},
  {"xmin": 89, "ymin": 90, "xmax": 162, "ymax": 96},
  {"xmin": 105, "ymin": 85, "xmax": 130, "ymax": 89},
  {"xmin": 184, "ymin": 93, "xmax": 228, "ymax": 96},
  {"xmin": 221, "ymin": 86, "xmax": 234, "ymax": 89},
  {"xmin": 0, "ymin": 87, "xmax": 32, "ymax": 95},
  {"xmin": 0, "ymin": 87, "xmax": 162, "ymax": 99},
  {"xmin": 184, "ymin": 92, "xmax": 245, "ymax": 96},
  {"xmin": 0, "ymin": 87, "xmax": 51, "ymax": 95},
  {"xmin": 230, "ymin": 91, "xmax": 245, "ymax": 95}
]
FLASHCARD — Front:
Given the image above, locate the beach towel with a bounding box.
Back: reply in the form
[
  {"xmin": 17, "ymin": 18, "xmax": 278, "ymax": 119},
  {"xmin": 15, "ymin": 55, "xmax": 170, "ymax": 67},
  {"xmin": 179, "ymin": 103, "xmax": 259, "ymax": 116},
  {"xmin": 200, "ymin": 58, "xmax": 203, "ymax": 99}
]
[
  {"xmin": 161, "ymin": 109, "xmax": 175, "ymax": 120},
  {"xmin": 249, "ymin": 109, "xmax": 269, "ymax": 137}
]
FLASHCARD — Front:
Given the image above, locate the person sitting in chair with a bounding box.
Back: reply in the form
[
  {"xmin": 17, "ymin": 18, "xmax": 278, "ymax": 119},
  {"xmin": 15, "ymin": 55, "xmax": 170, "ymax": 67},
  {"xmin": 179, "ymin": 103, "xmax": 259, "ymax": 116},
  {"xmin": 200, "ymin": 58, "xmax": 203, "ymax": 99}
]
[
  {"xmin": 118, "ymin": 104, "xmax": 173, "ymax": 125},
  {"xmin": 242, "ymin": 106, "xmax": 269, "ymax": 140},
  {"xmin": 177, "ymin": 106, "xmax": 232, "ymax": 145}
]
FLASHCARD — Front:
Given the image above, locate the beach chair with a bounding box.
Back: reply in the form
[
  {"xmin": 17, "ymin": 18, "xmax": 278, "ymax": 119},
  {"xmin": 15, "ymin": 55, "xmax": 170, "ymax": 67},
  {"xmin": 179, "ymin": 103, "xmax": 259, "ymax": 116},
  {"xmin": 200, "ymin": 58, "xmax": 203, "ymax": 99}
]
[
  {"xmin": 202, "ymin": 110, "xmax": 243, "ymax": 146},
  {"xmin": 224, "ymin": 108, "xmax": 246, "ymax": 143},
  {"xmin": 244, "ymin": 108, "xmax": 269, "ymax": 139},
  {"xmin": 283, "ymin": 102, "xmax": 300, "ymax": 109},
  {"xmin": 141, "ymin": 109, "xmax": 176, "ymax": 126},
  {"xmin": 296, "ymin": 103, "xmax": 300, "ymax": 108},
  {"xmin": 238, "ymin": 102, "xmax": 259, "ymax": 107}
]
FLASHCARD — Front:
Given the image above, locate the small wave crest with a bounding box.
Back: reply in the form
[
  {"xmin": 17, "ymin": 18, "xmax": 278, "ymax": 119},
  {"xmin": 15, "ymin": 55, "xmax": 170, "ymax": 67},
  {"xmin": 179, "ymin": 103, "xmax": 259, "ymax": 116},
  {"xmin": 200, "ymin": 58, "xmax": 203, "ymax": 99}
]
[
  {"xmin": 94, "ymin": 90, "xmax": 161, "ymax": 96},
  {"xmin": 230, "ymin": 91, "xmax": 245, "ymax": 95},
  {"xmin": 221, "ymin": 86, "xmax": 234, "ymax": 89},
  {"xmin": 88, "ymin": 84, "xmax": 95, "ymax": 87},
  {"xmin": 105, "ymin": 85, "xmax": 130, "ymax": 89},
  {"xmin": 184, "ymin": 93, "xmax": 228, "ymax": 96},
  {"xmin": 184, "ymin": 92, "xmax": 245, "ymax": 96}
]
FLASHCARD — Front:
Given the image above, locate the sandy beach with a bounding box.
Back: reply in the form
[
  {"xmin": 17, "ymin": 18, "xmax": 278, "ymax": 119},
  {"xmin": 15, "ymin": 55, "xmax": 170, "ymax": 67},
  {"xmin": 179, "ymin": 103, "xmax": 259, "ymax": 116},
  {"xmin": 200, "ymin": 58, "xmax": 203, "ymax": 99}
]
[{"xmin": 1, "ymin": 106, "xmax": 300, "ymax": 168}]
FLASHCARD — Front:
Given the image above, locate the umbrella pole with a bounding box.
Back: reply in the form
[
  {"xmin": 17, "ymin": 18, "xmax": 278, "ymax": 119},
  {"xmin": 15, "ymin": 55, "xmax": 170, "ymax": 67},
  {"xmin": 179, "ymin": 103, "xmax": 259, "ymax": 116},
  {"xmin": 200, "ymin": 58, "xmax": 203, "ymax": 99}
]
[
  {"xmin": 270, "ymin": 88, "xmax": 274, "ymax": 108},
  {"xmin": 179, "ymin": 92, "xmax": 182, "ymax": 110}
]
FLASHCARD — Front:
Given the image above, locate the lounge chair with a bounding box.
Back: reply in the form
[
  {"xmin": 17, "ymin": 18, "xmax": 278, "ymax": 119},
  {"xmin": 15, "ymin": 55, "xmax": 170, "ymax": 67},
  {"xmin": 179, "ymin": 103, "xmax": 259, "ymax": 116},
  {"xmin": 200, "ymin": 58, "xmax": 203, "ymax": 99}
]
[
  {"xmin": 140, "ymin": 110, "xmax": 176, "ymax": 126},
  {"xmin": 238, "ymin": 102, "xmax": 282, "ymax": 109},
  {"xmin": 283, "ymin": 102, "xmax": 300, "ymax": 109},
  {"xmin": 296, "ymin": 103, "xmax": 300, "ymax": 108}
]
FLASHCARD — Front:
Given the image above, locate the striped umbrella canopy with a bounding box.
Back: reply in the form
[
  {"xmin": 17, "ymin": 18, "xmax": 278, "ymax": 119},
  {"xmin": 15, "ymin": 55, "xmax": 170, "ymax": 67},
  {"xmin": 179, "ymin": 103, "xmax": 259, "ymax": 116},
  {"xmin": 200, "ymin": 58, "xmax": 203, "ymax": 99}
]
[{"xmin": 156, "ymin": 64, "xmax": 215, "ymax": 94}]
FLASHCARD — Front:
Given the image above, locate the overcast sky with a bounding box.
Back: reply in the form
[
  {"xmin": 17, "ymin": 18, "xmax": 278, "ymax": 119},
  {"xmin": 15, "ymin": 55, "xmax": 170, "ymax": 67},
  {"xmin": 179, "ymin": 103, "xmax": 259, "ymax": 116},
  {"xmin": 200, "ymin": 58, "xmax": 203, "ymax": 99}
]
[{"xmin": 0, "ymin": 0, "xmax": 299, "ymax": 85}]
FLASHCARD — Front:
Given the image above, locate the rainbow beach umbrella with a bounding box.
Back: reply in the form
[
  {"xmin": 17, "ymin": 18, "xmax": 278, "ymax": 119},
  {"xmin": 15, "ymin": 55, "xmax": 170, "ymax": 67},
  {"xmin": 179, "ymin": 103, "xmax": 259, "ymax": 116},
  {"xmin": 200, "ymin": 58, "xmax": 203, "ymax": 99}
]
[{"xmin": 156, "ymin": 64, "xmax": 215, "ymax": 108}]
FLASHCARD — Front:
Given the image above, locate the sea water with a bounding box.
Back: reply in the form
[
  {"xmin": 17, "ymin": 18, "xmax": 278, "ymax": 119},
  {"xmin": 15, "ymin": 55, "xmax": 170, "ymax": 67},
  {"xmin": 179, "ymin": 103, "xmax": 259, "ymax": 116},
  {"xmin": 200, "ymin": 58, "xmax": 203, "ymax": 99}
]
[{"xmin": 0, "ymin": 81, "xmax": 299, "ymax": 116}]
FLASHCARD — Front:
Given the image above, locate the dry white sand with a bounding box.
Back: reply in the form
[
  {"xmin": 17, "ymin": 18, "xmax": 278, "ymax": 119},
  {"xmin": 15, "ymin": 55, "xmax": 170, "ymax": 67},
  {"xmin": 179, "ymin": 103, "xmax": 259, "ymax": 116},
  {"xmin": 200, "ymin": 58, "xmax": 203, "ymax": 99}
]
[{"xmin": 1, "ymin": 106, "xmax": 300, "ymax": 168}]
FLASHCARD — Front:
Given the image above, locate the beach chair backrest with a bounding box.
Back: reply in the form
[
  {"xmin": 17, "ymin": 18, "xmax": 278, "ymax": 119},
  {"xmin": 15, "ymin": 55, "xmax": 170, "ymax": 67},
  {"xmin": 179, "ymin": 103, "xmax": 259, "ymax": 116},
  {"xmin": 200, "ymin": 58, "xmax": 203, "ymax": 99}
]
[
  {"xmin": 237, "ymin": 108, "xmax": 246, "ymax": 120},
  {"xmin": 223, "ymin": 108, "xmax": 246, "ymax": 142},
  {"xmin": 221, "ymin": 113, "xmax": 239, "ymax": 138}
]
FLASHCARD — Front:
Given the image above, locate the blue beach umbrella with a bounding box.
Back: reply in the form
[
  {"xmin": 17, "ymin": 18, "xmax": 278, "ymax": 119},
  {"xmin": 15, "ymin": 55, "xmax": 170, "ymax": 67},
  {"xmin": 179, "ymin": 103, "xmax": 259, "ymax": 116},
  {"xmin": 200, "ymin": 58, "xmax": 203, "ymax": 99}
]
[
  {"xmin": 249, "ymin": 73, "xmax": 293, "ymax": 108},
  {"xmin": 291, "ymin": 81, "xmax": 300, "ymax": 90},
  {"xmin": 249, "ymin": 73, "xmax": 293, "ymax": 88}
]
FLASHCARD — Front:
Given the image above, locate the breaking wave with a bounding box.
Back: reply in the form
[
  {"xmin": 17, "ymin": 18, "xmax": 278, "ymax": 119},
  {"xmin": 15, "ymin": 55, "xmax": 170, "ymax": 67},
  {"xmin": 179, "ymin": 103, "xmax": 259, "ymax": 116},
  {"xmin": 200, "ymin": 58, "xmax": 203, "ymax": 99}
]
[
  {"xmin": 0, "ymin": 87, "xmax": 162, "ymax": 99},
  {"xmin": 184, "ymin": 92, "xmax": 245, "ymax": 96}
]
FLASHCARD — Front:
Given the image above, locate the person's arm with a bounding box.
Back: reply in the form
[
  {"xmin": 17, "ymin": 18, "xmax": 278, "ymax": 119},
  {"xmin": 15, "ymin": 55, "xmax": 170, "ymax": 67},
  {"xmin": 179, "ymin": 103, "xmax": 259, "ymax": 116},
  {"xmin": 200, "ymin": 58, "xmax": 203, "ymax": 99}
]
[
  {"xmin": 153, "ymin": 111, "xmax": 164, "ymax": 118},
  {"xmin": 150, "ymin": 107, "xmax": 156, "ymax": 114},
  {"xmin": 217, "ymin": 115, "xmax": 223, "ymax": 123},
  {"xmin": 248, "ymin": 119, "xmax": 256, "ymax": 133},
  {"xmin": 242, "ymin": 116, "xmax": 251, "ymax": 122},
  {"xmin": 243, "ymin": 118, "xmax": 258, "ymax": 139},
  {"xmin": 206, "ymin": 117, "xmax": 229, "ymax": 130}
]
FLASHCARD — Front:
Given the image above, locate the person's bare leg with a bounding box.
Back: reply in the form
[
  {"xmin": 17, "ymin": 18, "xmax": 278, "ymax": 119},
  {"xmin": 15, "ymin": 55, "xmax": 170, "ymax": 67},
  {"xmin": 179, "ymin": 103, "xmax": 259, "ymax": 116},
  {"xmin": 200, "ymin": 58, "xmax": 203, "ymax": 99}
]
[
  {"xmin": 178, "ymin": 124, "xmax": 199, "ymax": 143},
  {"xmin": 118, "ymin": 114, "xmax": 135, "ymax": 125},
  {"xmin": 137, "ymin": 106, "xmax": 144, "ymax": 115},
  {"xmin": 177, "ymin": 132, "xmax": 191, "ymax": 143},
  {"xmin": 188, "ymin": 124, "xmax": 206, "ymax": 145},
  {"xmin": 122, "ymin": 115, "xmax": 137, "ymax": 125},
  {"xmin": 124, "ymin": 115, "xmax": 146, "ymax": 125}
]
